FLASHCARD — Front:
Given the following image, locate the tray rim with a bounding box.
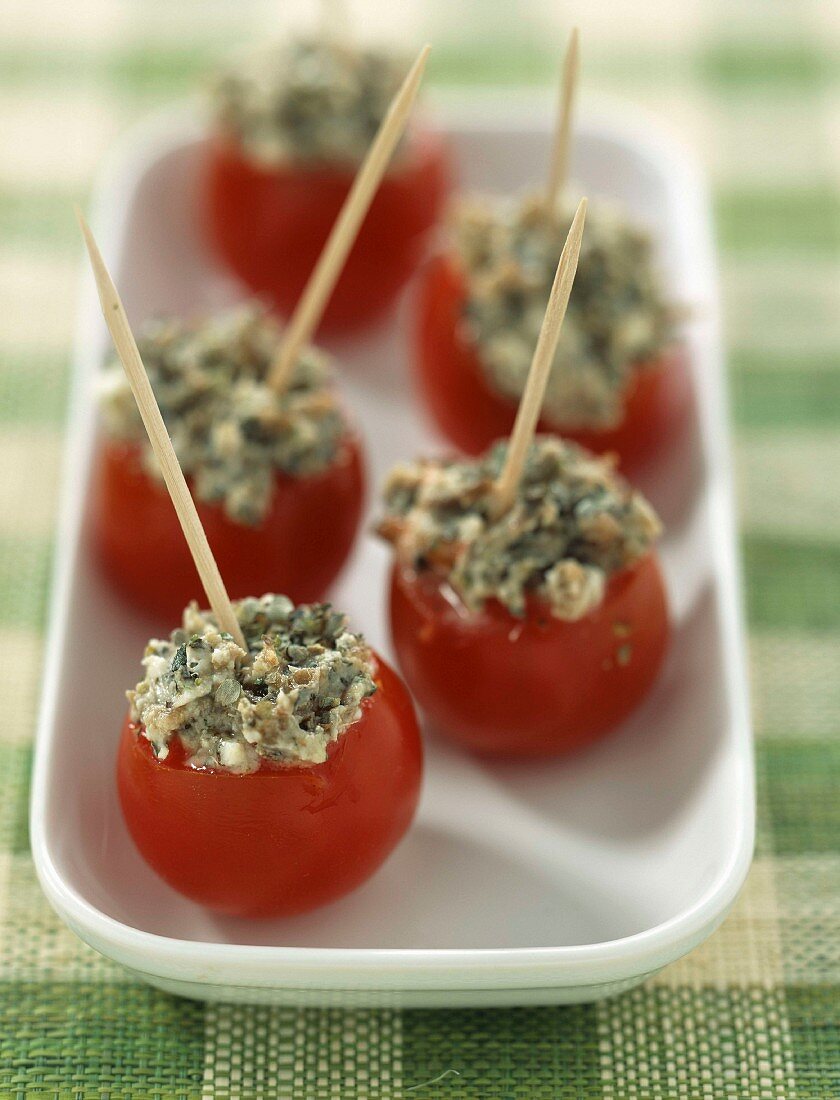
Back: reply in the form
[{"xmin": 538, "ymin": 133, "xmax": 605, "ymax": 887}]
[{"xmin": 30, "ymin": 98, "xmax": 754, "ymax": 996}]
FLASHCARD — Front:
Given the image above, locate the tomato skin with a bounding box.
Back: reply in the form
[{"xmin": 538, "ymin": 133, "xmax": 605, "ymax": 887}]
[
  {"xmin": 389, "ymin": 555, "xmax": 669, "ymax": 758},
  {"xmin": 204, "ymin": 128, "xmax": 451, "ymax": 335},
  {"xmin": 117, "ymin": 656, "xmax": 422, "ymax": 917},
  {"xmin": 413, "ymin": 254, "xmax": 692, "ymax": 474},
  {"xmin": 91, "ymin": 435, "xmax": 365, "ymax": 626}
]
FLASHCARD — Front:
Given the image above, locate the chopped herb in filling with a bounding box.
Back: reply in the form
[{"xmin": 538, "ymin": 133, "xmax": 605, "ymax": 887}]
[
  {"xmin": 100, "ymin": 305, "xmax": 347, "ymax": 525},
  {"xmin": 210, "ymin": 36, "xmax": 407, "ymax": 167},
  {"xmin": 377, "ymin": 436, "xmax": 661, "ymax": 620},
  {"xmin": 129, "ymin": 594, "xmax": 377, "ymax": 773},
  {"xmin": 455, "ymin": 193, "xmax": 678, "ymax": 429}
]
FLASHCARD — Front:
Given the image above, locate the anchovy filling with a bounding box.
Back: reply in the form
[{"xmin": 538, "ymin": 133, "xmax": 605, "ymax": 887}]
[
  {"xmin": 210, "ymin": 36, "xmax": 407, "ymax": 167},
  {"xmin": 100, "ymin": 305, "xmax": 347, "ymax": 525},
  {"xmin": 455, "ymin": 193, "xmax": 677, "ymax": 429},
  {"xmin": 129, "ymin": 595, "xmax": 377, "ymax": 773},
  {"xmin": 378, "ymin": 436, "xmax": 661, "ymax": 620}
]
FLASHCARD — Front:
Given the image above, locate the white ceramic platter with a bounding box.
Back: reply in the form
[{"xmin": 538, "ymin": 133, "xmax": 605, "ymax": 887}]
[{"xmin": 31, "ymin": 102, "xmax": 753, "ymax": 1008}]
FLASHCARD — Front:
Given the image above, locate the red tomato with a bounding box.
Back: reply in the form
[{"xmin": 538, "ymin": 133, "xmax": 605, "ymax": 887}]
[
  {"xmin": 413, "ymin": 254, "xmax": 692, "ymax": 474},
  {"xmin": 204, "ymin": 128, "xmax": 451, "ymax": 335},
  {"xmin": 117, "ymin": 655, "xmax": 422, "ymax": 917},
  {"xmin": 389, "ymin": 554, "xmax": 669, "ymax": 757},
  {"xmin": 91, "ymin": 435, "xmax": 365, "ymax": 626}
]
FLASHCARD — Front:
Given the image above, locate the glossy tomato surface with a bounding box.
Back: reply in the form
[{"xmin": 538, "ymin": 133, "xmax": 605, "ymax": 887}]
[
  {"xmin": 117, "ymin": 656, "xmax": 422, "ymax": 917},
  {"xmin": 414, "ymin": 254, "xmax": 692, "ymax": 473},
  {"xmin": 204, "ymin": 128, "xmax": 451, "ymax": 335},
  {"xmin": 389, "ymin": 554, "xmax": 669, "ymax": 757},
  {"xmin": 91, "ymin": 435, "xmax": 365, "ymax": 626}
]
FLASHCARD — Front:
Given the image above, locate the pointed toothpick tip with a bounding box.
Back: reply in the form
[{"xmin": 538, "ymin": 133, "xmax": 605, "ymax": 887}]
[
  {"xmin": 390, "ymin": 43, "xmax": 430, "ymax": 112},
  {"xmin": 75, "ymin": 205, "xmax": 96, "ymax": 262},
  {"xmin": 400, "ymin": 43, "xmax": 431, "ymax": 104},
  {"xmin": 409, "ymin": 44, "xmax": 431, "ymax": 90}
]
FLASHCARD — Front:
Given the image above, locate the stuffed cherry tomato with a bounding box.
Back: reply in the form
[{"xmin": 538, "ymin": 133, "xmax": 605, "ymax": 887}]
[
  {"xmin": 413, "ymin": 194, "xmax": 688, "ymax": 472},
  {"xmin": 377, "ymin": 436, "xmax": 669, "ymax": 757},
  {"xmin": 415, "ymin": 254, "xmax": 691, "ymax": 472},
  {"xmin": 204, "ymin": 37, "xmax": 450, "ymax": 334},
  {"xmin": 92, "ymin": 434, "xmax": 364, "ymax": 623},
  {"xmin": 389, "ymin": 556, "xmax": 668, "ymax": 757},
  {"xmin": 94, "ymin": 305, "xmax": 365, "ymax": 623},
  {"xmin": 117, "ymin": 595, "xmax": 422, "ymax": 917}
]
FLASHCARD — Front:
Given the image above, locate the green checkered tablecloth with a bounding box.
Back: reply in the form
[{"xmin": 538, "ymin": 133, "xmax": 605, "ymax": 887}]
[{"xmin": 2, "ymin": 0, "xmax": 838, "ymax": 1096}]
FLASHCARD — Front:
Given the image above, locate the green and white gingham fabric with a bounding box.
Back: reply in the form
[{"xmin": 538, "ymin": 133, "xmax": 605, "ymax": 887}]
[{"xmin": 1, "ymin": 0, "xmax": 838, "ymax": 1095}]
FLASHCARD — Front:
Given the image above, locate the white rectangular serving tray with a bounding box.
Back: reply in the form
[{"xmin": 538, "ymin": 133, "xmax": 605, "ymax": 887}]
[{"xmin": 32, "ymin": 101, "xmax": 753, "ymax": 1008}]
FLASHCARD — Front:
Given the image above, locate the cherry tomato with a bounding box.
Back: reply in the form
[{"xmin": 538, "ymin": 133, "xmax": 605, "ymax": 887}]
[
  {"xmin": 389, "ymin": 554, "xmax": 669, "ymax": 757},
  {"xmin": 204, "ymin": 128, "xmax": 451, "ymax": 335},
  {"xmin": 414, "ymin": 254, "xmax": 692, "ymax": 474},
  {"xmin": 117, "ymin": 656, "xmax": 422, "ymax": 917},
  {"xmin": 91, "ymin": 435, "xmax": 365, "ymax": 626}
]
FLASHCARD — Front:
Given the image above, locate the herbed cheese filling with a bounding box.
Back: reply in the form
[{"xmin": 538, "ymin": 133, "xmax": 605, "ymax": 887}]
[
  {"xmin": 100, "ymin": 305, "xmax": 347, "ymax": 525},
  {"xmin": 210, "ymin": 36, "xmax": 407, "ymax": 168},
  {"xmin": 454, "ymin": 193, "xmax": 678, "ymax": 430},
  {"xmin": 377, "ymin": 436, "xmax": 661, "ymax": 621},
  {"xmin": 129, "ymin": 595, "xmax": 377, "ymax": 774}
]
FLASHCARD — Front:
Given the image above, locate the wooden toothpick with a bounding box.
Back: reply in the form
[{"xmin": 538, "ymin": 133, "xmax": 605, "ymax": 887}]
[
  {"xmin": 269, "ymin": 43, "xmax": 431, "ymax": 392},
  {"xmin": 493, "ymin": 198, "xmax": 587, "ymax": 514},
  {"xmin": 545, "ymin": 28, "xmax": 579, "ymax": 211},
  {"xmin": 76, "ymin": 209, "xmax": 246, "ymax": 649}
]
